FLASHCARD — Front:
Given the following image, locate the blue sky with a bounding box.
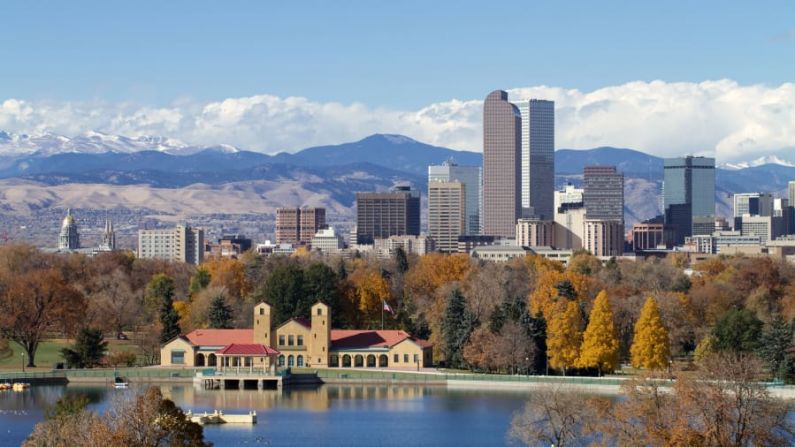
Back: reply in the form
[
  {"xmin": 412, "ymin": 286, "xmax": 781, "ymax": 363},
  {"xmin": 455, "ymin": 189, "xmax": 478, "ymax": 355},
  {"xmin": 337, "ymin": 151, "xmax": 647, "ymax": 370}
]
[{"xmin": 2, "ymin": 1, "xmax": 793, "ymax": 108}]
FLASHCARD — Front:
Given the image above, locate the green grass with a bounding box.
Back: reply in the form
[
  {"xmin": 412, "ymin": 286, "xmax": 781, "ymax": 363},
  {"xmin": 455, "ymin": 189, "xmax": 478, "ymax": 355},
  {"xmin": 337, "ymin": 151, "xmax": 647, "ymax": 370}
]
[{"xmin": 0, "ymin": 339, "xmax": 141, "ymax": 371}]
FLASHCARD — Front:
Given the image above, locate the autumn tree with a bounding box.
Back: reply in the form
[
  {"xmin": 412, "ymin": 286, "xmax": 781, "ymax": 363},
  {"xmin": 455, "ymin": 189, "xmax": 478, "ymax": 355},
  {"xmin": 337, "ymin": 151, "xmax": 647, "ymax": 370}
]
[
  {"xmin": 189, "ymin": 266, "xmax": 211, "ymax": 297},
  {"xmin": 0, "ymin": 268, "xmax": 84, "ymax": 367},
  {"xmin": 630, "ymin": 297, "xmax": 670, "ymax": 370},
  {"xmin": 509, "ymin": 386, "xmax": 591, "ymax": 447},
  {"xmin": 348, "ymin": 264, "xmax": 391, "ymax": 327},
  {"xmin": 547, "ymin": 301, "xmax": 583, "ymax": 375},
  {"xmin": 464, "ymin": 321, "xmax": 535, "ymax": 374},
  {"xmin": 203, "ymin": 256, "xmax": 250, "ymax": 301},
  {"xmin": 577, "ymin": 290, "xmax": 619, "ymax": 375}
]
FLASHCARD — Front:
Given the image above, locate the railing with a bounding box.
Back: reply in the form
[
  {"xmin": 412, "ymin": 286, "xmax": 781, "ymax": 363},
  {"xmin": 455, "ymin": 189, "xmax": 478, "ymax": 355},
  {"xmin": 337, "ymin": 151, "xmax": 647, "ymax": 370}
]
[{"xmin": 0, "ymin": 371, "xmax": 67, "ymax": 381}]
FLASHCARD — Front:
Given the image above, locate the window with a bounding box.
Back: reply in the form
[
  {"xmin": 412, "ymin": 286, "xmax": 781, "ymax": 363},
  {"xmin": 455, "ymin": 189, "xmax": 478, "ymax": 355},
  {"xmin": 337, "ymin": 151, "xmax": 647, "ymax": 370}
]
[
  {"xmin": 288, "ymin": 335, "xmax": 294, "ymax": 346},
  {"xmin": 413, "ymin": 354, "xmax": 419, "ymax": 363},
  {"xmin": 297, "ymin": 335, "xmax": 303, "ymax": 346},
  {"xmin": 259, "ymin": 308, "xmax": 264, "ymax": 315},
  {"xmin": 278, "ymin": 355, "xmax": 285, "ymax": 367},
  {"xmin": 317, "ymin": 308, "xmax": 322, "ymax": 316},
  {"xmin": 403, "ymin": 354, "xmax": 409, "ymax": 363},
  {"xmin": 171, "ymin": 350, "xmax": 185, "ymax": 365},
  {"xmin": 297, "ymin": 355, "xmax": 304, "ymax": 367},
  {"xmin": 279, "ymin": 335, "xmax": 285, "ymax": 346},
  {"xmin": 394, "ymin": 354, "xmax": 399, "ymax": 363},
  {"xmin": 288, "ymin": 355, "xmax": 294, "ymax": 367}
]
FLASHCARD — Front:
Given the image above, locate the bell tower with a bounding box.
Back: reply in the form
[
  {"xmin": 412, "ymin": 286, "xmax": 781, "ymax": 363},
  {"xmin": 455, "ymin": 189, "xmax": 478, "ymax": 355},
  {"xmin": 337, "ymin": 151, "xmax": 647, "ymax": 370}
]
[
  {"xmin": 253, "ymin": 302, "xmax": 273, "ymax": 348},
  {"xmin": 309, "ymin": 302, "xmax": 330, "ymax": 367}
]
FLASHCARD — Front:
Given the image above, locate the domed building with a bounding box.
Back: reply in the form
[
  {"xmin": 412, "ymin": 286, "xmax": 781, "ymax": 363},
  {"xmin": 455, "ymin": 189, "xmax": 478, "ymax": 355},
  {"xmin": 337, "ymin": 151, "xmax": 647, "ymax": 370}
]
[{"xmin": 58, "ymin": 208, "xmax": 80, "ymax": 250}]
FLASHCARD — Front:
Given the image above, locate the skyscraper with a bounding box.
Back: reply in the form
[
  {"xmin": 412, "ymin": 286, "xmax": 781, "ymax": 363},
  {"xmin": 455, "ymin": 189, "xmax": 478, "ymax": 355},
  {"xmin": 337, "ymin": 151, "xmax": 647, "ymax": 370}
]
[
  {"xmin": 428, "ymin": 181, "xmax": 466, "ymax": 253},
  {"xmin": 732, "ymin": 193, "xmax": 774, "ymax": 218},
  {"xmin": 514, "ymin": 99, "xmax": 555, "ymax": 220},
  {"xmin": 355, "ymin": 186, "xmax": 420, "ymax": 244},
  {"xmin": 276, "ymin": 207, "xmax": 326, "ymax": 245},
  {"xmin": 428, "ymin": 159, "xmax": 481, "ymax": 235},
  {"xmin": 789, "ymin": 181, "xmax": 795, "ymax": 207},
  {"xmin": 583, "ymin": 166, "xmax": 624, "ymax": 222},
  {"xmin": 483, "ymin": 90, "xmax": 521, "ymax": 237},
  {"xmin": 663, "ymin": 156, "xmax": 716, "ymax": 243},
  {"xmin": 138, "ymin": 225, "xmax": 204, "ymax": 265}
]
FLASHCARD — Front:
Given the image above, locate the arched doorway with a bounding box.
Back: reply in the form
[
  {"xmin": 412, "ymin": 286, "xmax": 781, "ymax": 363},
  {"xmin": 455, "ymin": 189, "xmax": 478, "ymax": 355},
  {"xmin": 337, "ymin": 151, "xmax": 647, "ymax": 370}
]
[
  {"xmin": 195, "ymin": 353, "xmax": 205, "ymax": 367},
  {"xmin": 278, "ymin": 355, "xmax": 285, "ymax": 367},
  {"xmin": 366, "ymin": 354, "xmax": 376, "ymax": 368},
  {"xmin": 342, "ymin": 355, "xmax": 351, "ymax": 367},
  {"xmin": 354, "ymin": 355, "xmax": 364, "ymax": 368},
  {"xmin": 378, "ymin": 354, "xmax": 388, "ymax": 367},
  {"xmin": 288, "ymin": 355, "xmax": 295, "ymax": 367},
  {"xmin": 330, "ymin": 355, "xmax": 339, "ymax": 367},
  {"xmin": 208, "ymin": 354, "xmax": 217, "ymax": 367},
  {"xmin": 297, "ymin": 355, "xmax": 304, "ymax": 367}
]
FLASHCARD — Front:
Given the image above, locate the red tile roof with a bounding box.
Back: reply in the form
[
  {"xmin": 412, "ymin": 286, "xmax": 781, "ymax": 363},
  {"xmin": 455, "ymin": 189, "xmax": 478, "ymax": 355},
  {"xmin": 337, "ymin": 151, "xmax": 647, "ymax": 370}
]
[
  {"xmin": 185, "ymin": 329, "xmax": 253, "ymax": 346},
  {"xmin": 330, "ymin": 330, "xmax": 432, "ymax": 350},
  {"xmin": 215, "ymin": 344, "xmax": 280, "ymax": 356}
]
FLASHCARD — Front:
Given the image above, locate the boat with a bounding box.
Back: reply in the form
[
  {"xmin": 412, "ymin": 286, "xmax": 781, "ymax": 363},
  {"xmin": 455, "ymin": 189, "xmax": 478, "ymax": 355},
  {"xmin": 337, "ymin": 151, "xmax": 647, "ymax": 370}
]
[{"xmin": 113, "ymin": 376, "xmax": 129, "ymax": 389}]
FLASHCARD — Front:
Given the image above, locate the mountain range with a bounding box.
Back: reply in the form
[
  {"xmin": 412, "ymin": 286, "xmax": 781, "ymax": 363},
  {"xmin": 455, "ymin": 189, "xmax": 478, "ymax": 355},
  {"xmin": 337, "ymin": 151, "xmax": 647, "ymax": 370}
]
[{"xmin": 0, "ymin": 131, "xmax": 793, "ymax": 226}]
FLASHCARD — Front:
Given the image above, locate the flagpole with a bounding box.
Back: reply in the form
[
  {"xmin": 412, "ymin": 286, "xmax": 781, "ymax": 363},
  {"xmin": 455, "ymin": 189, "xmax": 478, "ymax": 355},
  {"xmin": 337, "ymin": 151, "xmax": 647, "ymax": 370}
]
[{"xmin": 381, "ymin": 302, "xmax": 384, "ymax": 330}]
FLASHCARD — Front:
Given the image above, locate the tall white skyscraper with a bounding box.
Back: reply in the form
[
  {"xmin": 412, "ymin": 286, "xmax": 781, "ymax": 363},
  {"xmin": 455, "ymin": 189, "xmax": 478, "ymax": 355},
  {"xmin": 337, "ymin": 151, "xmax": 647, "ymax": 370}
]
[
  {"xmin": 429, "ymin": 159, "xmax": 481, "ymax": 235},
  {"xmin": 513, "ymin": 99, "xmax": 555, "ymax": 220}
]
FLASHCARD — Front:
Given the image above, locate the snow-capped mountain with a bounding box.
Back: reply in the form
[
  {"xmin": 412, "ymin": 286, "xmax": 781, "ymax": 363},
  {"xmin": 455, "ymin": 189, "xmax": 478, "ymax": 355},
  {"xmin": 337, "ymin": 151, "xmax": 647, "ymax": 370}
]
[
  {"xmin": 0, "ymin": 130, "xmax": 240, "ymax": 156},
  {"xmin": 720, "ymin": 155, "xmax": 795, "ymax": 170}
]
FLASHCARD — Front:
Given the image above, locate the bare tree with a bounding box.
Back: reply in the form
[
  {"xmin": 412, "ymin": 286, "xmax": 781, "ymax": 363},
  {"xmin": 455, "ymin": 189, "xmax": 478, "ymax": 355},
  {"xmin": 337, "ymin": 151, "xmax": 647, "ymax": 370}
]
[{"xmin": 509, "ymin": 386, "xmax": 590, "ymax": 447}]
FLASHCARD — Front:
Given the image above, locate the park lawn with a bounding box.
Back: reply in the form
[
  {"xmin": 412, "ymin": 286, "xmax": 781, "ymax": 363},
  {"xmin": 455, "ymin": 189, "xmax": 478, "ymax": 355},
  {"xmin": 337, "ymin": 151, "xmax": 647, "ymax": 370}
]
[{"xmin": 0, "ymin": 338, "xmax": 142, "ymax": 371}]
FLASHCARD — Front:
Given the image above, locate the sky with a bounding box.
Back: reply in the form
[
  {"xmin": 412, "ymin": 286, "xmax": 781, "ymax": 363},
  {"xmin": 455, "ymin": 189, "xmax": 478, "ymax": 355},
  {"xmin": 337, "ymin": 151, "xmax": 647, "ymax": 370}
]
[{"xmin": 1, "ymin": 1, "xmax": 794, "ymax": 163}]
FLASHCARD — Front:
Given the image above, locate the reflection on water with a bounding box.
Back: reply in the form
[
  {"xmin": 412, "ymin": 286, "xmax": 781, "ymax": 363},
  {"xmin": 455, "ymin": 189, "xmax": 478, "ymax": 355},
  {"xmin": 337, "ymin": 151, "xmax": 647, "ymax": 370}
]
[{"xmin": 1, "ymin": 383, "xmax": 529, "ymax": 447}]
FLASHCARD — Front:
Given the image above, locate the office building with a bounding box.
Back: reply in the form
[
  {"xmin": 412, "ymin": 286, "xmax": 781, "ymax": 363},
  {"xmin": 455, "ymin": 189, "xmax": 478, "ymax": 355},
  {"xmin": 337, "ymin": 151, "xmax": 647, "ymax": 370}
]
[
  {"xmin": 733, "ymin": 193, "xmax": 774, "ymax": 218},
  {"xmin": 138, "ymin": 225, "xmax": 204, "ymax": 265},
  {"xmin": 632, "ymin": 223, "xmax": 674, "ymax": 250},
  {"xmin": 374, "ymin": 235, "xmax": 435, "ymax": 257},
  {"xmin": 276, "ymin": 207, "xmax": 326, "ymax": 245},
  {"xmin": 583, "ymin": 219, "xmax": 624, "ymax": 257},
  {"xmin": 583, "ymin": 166, "xmax": 624, "ymax": 222},
  {"xmin": 428, "ymin": 159, "xmax": 481, "ymax": 235},
  {"xmin": 685, "ymin": 231, "xmax": 762, "ymax": 255},
  {"xmin": 516, "ymin": 218, "xmax": 555, "ymax": 247},
  {"xmin": 355, "ymin": 186, "xmax": 420, "ymax": 244},
  {"xmin": 483, "ymin": 90, "xmax": 521, "ymax": 237},
  {"xmin": 513, "ymin": 99, "xmax": 555, "ymax": 220},
  {"xmin": 311, "ymin": 227, "xmax": 345, "ymax": 253},
  {"xmin": 553, "ymin": 185, "xmax": 586, "ymax": 250},
  {"xmin": 663, "ymin": 156, "xmax": 716, "ymax": 243},
  {"xmin": 208, "ymin": 234, "xmax": 252, "ymax": 258},
  {"xmin": 739, "ymin": 215, "xmax": 784, "ymax": 244},
  {"xmin": 790, "ymin": 181, "xmax": 795, "ymax": 207},
  {"xmin": 428, "ymin": 181, "xmax": 466, "ymax": 253}
]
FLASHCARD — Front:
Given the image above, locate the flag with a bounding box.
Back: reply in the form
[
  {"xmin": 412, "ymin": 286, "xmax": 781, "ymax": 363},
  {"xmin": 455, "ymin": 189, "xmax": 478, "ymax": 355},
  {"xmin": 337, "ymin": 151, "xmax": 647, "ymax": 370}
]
[{"xmin": 383, "ymin": 301, "xmax": 394, "ymax": 314}]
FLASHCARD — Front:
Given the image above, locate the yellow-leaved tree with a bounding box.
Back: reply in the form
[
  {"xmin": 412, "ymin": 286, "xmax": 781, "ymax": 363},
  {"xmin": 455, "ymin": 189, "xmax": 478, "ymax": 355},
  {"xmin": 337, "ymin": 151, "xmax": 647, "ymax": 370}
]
[
  {"xmin": 577, "ymin": 290, "xmax": 619, "ymax": 375},
  {"xmin": 630, "ymin": 296, "xmax": 671, "ymax": 370},
  {"xmin": 547, "ymin": 300, "xmax": 583, "ymax": 375}
]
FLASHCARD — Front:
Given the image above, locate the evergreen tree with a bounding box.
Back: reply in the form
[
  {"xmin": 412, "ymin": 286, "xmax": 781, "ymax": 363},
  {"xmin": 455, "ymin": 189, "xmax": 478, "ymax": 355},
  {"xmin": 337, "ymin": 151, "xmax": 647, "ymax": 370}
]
[
  {"xmin": 441, "ymin": 288, "xmax": 475, "ymax": 368},
  {"xmin": 207, "ymin": 294, "xmax": 233, "ymax": 329},
  {"xmin": 336, "ymin": 258, "xmax": 347, "ymax": 280},
  {"xmin": 758, "ymin": 316, "xmax": 794, "ymax": 380},
  {"xmin": 555, "ymin": 280, "xmax": 577, "ymax": 301},
  {"xmin": 489, "ymin": 304, "xmax": 506, "ymax": 333},
  {"xmin": 255, "ymin": 262, "xmax": 308, "ymax": 325},
  {"xmin": 577, "ymin": 290, "xmax": 619, "ymax": 375},
  {"xmin": 148, "ymin": 274, "xmax": 181, "ymax": 344},
  {"xmin": 189, "ymin": 267, "xmax": 211, "ymax": 297},
  {"xmin": 61, "ymin": 328, "xmax": 108, "ymax": 368},
  {"xmin": 547, "ymin": 301, "xmax": 583, "ymax": 375},
  {"xmin": 394, "ymin": 246, "xmax": 409, "ymax": 274},
  {"xmin": 521, "ymin": 310, "xmax": 548, "ymax": 374},
  {"xmin": 630, "ymin": 297, "xmax": 670, "ymax": 370},
  {"xmin": 712, "ymin": 307, "xmax": 763, "ymax": 353},
  {"xmin": 304, "ymin": 262, "xmax": 344, "ymax": 327}
]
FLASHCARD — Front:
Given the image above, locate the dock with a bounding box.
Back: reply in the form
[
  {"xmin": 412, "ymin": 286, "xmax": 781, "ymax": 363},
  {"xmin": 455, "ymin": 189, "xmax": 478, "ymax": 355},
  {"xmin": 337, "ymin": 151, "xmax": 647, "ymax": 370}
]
[
  {"xmin": 194, "ymin": 371, "xmax": 284, "ymax": 390},
  {"xmin": 185, "ymin": 409, "xmax": 256, "ymax": 425}
]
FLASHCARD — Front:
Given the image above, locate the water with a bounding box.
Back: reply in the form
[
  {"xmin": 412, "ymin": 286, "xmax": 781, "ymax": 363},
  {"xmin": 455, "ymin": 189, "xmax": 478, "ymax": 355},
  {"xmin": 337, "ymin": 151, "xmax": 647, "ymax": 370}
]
[{"xmin": 0, "ymin": 383, "xmax": 530, "ymax": 446}]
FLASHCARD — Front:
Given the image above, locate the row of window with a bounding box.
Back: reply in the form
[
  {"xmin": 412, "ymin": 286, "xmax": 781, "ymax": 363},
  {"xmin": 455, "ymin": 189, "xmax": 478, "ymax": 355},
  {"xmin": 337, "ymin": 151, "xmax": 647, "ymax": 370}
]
[
  {"xmin": 277, "ymin": 355, "xmax": 304, "ymax": 367},
  {"xmin": 278, "ymin": 334, "xmax": 303, "ymax": 347}
]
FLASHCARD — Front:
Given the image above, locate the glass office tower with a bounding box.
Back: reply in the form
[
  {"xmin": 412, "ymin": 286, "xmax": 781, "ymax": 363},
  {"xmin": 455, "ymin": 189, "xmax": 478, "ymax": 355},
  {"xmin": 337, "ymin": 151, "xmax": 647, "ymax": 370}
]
[{"xmin": 663, "ymin": 156, "xmax": 716, "ymax": 243}]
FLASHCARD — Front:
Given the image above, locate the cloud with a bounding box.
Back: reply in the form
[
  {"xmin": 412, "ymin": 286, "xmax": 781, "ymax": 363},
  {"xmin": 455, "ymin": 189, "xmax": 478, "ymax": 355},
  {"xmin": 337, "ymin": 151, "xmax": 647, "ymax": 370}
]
[{"xmin": 1, "ymin": 79, "xmax": 795, "ymax": 163}]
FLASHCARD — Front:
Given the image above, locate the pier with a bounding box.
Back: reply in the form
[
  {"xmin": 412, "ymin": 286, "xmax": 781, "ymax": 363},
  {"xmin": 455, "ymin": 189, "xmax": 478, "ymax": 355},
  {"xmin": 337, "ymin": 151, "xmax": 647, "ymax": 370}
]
[
  {"xmin": 185, "ymin": 409, "xmax": 257, "ymax": 425},
  {"xmin": 195, "ymin": 371, "xmax": 283, "ymax": 390}
]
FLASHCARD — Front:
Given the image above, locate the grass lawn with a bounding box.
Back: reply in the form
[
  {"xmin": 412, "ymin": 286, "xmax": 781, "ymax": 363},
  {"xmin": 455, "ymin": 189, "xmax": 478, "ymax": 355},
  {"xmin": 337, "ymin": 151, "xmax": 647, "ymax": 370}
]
[{"xmin": 0, "ymin": 338, "xmax": 141, "ymax": 371}]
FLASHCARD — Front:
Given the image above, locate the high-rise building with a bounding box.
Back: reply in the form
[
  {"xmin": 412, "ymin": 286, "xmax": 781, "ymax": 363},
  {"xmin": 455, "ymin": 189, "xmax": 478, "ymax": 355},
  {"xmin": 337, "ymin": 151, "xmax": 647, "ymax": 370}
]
[
  {"xmin": 663, "ymin": 156, "xmax": 716, "ymax": 243},
  {"xmin": 789, "ymin": 181, "xmax": 795, "ymax": 207},
  {"xmin": 428, "ymin": 181, "xmax": 466, "ymax": 253},
  {"xmin": 483, "ymin": 90, "xmax": 521, "ymax": 237},
  {"xmin": 516, "ymin": 218, "xmax": 555, "ymax": 247},
  {"xmin": 583, "ymin": 166, "xmax": 624, "ymax": 222},
  {"xmin": 553, "ymin": 185, "xmax": 586, "ymax": 250},
  {"xmin": 428, "ymin": 159, "xmax": 481, "ymax": 235},
  {"xmin": 513, "ymin": 99, "xmax": 555, "ymax": 220},
  {"xmin": 310, "ymin": 227, "xmax": 345, "ymax": 254},
  {"xmin": 355, "ymin": 186, "xmax": 420, "ymax": 244},
  {"xmin": 138, "ymin": 225, "xmax": 204, "ymax": 265},
  {"xmin": 275, "ymin": 207, "xmax": 326, "ymax": 245},
  {"xmin": 733, "ymin": 193, "xmax": 774, "ymax": 218},
  {"xmin": 583, "ymin": 219, "xmax": 624, "ymax": 257},
  {"xmin": 632, "ymin": 223, "xmax": 674, "ymax": 250},
  {"xmin": 58, "ymin": 208, "xmax": 80, "ymax": 250}
]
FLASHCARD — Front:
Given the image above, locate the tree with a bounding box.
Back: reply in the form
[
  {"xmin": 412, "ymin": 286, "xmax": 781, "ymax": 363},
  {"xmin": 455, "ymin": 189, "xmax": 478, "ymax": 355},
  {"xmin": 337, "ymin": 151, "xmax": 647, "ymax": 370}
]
[
  {"xmin": 712, "ymin": 307, "xmax": 763, "ymax": 353},
  {"xmin": 464, "ymin": 321, "xmax": 535, "ymax": 374},
  {"xmin": 509, "ymin": 386, "xmax": 590, "ymax": 447},
  {"xmin": 393, "ymin": 246, "xmax": 409, "ymax": 274},
  {"xmin": 630, "ymin": 297, "xmax": 671, "ymax": 370},
  {"xmin": 577, "ymin": 290, "xmax": 619, "ymax": 375},
  {"xmin": 758, "ymin": 316, "xmax": 794, "ymax": 380},
  {"xmin": 0, "ymin": 268, "xmax": 84, "ymax": 367},
  {"xmin": 693, "ymin": 334, "xmax": 716, "ymax": 363},
  {"xmin": 61, "ymin": 328, "xmax": 108, "ymax": 369},
  {"xmin": 254, "ymin": 262, "xmax": 307, "ymax": 325},
  {"xmin": 303, "ymin": 262, "xmax": 344, "ymax": 327},
  {"xmin": 148, "ymin": 274, "xmax": 181, "ymax": 344},
  {"xmin": 189, "ymin": 267, "xmax": 211, "ymax": 297},
  {"xmin": 207, "ymin": 294, "xmax": 233, "ymax": 329},
  {"xmin": 441, "ymin": 288, "xmax": 475, "ymax": 368},
  {"xmin": 547, "ymin": 301, "xmax": 583, "ymax": 375}
]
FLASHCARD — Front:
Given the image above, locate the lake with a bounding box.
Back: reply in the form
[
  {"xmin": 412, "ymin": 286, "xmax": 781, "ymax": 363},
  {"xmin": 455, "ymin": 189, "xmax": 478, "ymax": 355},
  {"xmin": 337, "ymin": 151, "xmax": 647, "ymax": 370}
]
[{"xmin": 0, "ymin": 383, "xmax": 531, "ymax": 446}]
